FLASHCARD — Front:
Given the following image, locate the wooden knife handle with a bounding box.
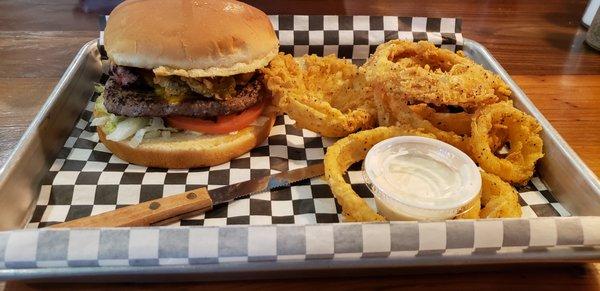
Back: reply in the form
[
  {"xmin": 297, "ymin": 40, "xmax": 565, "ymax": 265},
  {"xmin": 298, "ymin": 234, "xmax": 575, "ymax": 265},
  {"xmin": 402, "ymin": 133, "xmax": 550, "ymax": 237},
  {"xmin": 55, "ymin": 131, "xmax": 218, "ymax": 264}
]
[{"xmin": 50, "ymin": 187, "xmax": 213, "ymax": 228}]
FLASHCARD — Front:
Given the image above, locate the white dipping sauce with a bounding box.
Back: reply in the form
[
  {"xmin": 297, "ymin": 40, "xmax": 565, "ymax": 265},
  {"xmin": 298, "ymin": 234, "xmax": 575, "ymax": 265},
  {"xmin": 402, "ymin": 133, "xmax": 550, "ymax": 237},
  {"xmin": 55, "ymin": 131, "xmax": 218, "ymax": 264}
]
[{"xmin": 363, "ymin": 136, "xmax": 481, "ymax": 221}]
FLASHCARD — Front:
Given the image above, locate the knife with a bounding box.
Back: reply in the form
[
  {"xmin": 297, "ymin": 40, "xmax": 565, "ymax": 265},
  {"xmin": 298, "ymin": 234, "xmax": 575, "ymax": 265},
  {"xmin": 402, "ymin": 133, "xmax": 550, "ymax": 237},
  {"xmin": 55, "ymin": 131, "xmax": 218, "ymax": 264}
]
[{"xmin": 51, "ymin": 163, "xmax": 324, "ymax": 228}]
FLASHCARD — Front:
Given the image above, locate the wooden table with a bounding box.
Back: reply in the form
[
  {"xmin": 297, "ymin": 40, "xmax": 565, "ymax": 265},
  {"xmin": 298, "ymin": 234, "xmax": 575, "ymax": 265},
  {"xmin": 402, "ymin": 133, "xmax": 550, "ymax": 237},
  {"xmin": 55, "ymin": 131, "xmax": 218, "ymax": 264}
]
[{"xmin": 1, "ymin": 0, "xmax": 599, "ymax": 289}]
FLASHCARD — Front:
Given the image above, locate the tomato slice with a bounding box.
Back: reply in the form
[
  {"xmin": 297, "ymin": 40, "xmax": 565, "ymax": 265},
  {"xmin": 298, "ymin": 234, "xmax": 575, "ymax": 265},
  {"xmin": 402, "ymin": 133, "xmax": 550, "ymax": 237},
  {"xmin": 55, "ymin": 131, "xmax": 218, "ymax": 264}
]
[{"xmin": 166, "ymin": 100, "xmax": 266, "ymax": 135}]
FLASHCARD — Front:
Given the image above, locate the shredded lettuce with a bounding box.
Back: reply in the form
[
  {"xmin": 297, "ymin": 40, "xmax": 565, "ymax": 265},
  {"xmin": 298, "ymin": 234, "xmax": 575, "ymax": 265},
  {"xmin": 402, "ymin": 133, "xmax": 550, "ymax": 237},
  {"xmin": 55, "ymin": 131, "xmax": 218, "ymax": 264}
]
[
  {"xmin": 100, "ymin": 116, "xmax": 178, "ymax": 148},
  {"xmin": 106, "ymin": 117, "xmax": 148, "ymax": 142},
  {"xmin": 94, "ymin": 94, "xmax": 108, "ymax": 116},
  {"xmin": 90, "ymin": 116, "xmax": 109, "ymax": 127},
  {"xmin": 145, "ymin": 131, "xmax": 161, "ymax": 139},
  {"xmin": 93, "ymin": 82, "xmax": 105, "ymax": 94},
  {"xmin": 103, "ymin": 114, "xmax": 125, "ymax": 134},
  {"xmin": 128, "ymin": 127, "xmax": 149, "ymax": 148},
  {"xmin": 127, "ymin": 117, "xmax": 177, "ymax": 147}
]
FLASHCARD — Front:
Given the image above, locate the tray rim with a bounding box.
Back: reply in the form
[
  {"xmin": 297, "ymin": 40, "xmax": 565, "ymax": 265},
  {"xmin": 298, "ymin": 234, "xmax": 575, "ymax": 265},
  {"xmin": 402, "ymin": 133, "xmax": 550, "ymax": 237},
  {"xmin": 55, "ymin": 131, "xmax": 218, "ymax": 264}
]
[
  {"xmin": 0, "ymin": 39, "xmax": 102, "ymax": 229},
  {"xmin": 0, "ymin": 39, "xmax": 98, "ymax": 180},
  {"xmin": 1, "ymin": 244, "xmax": 599, "ymax": 281}
]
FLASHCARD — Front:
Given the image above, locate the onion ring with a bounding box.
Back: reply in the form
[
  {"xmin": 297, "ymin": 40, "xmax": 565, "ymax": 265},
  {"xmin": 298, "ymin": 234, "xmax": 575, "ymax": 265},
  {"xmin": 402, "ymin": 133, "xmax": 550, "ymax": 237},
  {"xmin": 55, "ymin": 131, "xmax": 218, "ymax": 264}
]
[
  {"xmin": 470, "ymin": 101, "xmax": 544, "ymax": 184},
  {"xmin": 455, "ymin": 197, "xmax": 481, "ymax": 219},
  {"xmin": 370, "ymin": 87, "xmax": 471, "ymax": 154},
  {"xmin": 479, "ymin": 172, "xmax": 522, "ymax": 218},
  {"xmin": 410, "ymin": 104, "xmax": 472, "ymax": 136},
  {"xmin": 262, "ymin": 53, "xmax": 377, "ymax": 137},
  {"xmin": 323, "ymin": 126, "xmax": 434, "ymax": 222},
  {"xmin": 362, "ymin": 40, "xmax": 511, "ymax": 109}
]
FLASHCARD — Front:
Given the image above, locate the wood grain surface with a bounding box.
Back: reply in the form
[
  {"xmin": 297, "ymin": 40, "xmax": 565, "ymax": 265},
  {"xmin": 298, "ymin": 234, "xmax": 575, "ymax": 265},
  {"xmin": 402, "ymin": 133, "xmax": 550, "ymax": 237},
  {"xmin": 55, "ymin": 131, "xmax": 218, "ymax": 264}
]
[{"xmin": 0, "ymin": 0, "xmax": 599, "ymax": 289}]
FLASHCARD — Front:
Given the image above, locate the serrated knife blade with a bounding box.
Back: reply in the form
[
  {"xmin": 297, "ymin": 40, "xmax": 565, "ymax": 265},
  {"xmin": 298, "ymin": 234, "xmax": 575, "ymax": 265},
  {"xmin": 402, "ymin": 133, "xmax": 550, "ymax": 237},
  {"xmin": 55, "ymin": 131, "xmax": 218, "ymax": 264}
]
[{"xmin": 207, "ymin": 162, "xmax": 325, "ymax": 205}]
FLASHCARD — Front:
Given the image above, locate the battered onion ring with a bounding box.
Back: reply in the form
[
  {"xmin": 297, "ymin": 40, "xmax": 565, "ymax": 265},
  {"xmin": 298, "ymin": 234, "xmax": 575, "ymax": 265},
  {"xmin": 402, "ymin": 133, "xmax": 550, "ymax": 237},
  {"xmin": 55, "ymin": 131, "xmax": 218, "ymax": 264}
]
[
  {"xmin": 456, "ymin": 197, "xmax": 481, "ymax": 219},
  {"xmin": 410, "ymin": 104, "xmax": 472, "ymax": 136},
  {"xmin": 479, "ymin": 172, "xmax": 522, "ymax": 218},
  {"xmin": 362, "ymin": 40, "xmax": 511, "ymax": 109},
  {"xmin": 470, "ymin": 101, "xmax": 544, "ymax": 184},
  {"xmin": 323, "ymin": 126, "xmax": 435, "ymax": 222},
  {"xmin": 370, "ymin": 87, "xmax": 471, "ymax": 154},
  {"xmin": 262, "ymin": 53, "xmax": 376, "ymax": 137}
]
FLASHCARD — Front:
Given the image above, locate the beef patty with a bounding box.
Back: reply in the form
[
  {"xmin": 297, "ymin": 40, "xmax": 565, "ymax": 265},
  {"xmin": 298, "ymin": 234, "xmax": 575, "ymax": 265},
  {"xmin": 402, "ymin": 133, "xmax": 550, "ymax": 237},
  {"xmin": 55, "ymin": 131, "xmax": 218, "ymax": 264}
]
[{"xmin": 103, "ymin": 75, "xmax": 264, "ymax": 119}]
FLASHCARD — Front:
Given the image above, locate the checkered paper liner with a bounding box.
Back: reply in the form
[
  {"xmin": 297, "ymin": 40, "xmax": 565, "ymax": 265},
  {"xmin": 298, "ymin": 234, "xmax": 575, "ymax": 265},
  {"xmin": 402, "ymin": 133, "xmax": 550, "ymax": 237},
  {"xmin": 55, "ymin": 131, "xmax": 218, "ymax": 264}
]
[{"xmin": 3, "ymin": 218, "xmax": 600, "ymax": 270}]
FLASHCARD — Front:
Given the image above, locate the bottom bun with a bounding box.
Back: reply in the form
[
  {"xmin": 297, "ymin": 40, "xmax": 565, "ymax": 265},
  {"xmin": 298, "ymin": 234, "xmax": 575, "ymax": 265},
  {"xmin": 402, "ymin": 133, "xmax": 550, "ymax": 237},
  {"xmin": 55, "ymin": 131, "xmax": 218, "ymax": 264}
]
[{"xmin": 97, "ymin": 114, "xmax": 276, "ymax": 168}]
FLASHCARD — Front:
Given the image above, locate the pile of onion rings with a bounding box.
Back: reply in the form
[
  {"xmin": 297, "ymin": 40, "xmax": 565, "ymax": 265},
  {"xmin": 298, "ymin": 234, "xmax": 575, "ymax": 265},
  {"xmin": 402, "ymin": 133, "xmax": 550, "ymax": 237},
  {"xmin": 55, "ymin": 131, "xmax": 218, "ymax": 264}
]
[{"xmin": 263, "ymin": 39, "xmax": 543, "ymax": 221}]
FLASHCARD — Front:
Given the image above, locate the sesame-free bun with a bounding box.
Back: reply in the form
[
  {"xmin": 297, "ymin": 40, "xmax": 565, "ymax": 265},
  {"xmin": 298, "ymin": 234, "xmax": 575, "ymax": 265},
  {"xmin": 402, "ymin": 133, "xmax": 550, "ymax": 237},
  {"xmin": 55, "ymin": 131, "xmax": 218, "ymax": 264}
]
[
  {"xmin": 96, "ymin": 113, "xmax": 275, "ymax": 169},
  {"xmin": 104, "ymin": 0, "xmax": 279, "ymax": 77}
]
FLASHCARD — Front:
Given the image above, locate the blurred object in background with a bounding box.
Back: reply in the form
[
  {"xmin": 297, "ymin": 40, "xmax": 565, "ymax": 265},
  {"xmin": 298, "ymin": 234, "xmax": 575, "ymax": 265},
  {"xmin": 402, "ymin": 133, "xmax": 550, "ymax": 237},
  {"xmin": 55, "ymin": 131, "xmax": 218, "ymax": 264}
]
[
  {"xmin": 582, "ymin": 0, "xmax": 600, "ymax": 27},
  {"xmin": 585, "ymin": 9, "xmax": 600, "ymax": 50},
  {"xmin": 79, "ymin": 0, "xmax": 123, "ymax": 14}
]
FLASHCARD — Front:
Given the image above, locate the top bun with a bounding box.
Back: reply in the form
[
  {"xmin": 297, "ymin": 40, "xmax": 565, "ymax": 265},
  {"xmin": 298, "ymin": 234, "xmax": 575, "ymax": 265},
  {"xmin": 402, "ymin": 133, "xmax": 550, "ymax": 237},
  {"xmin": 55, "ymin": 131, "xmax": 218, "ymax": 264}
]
[{"xmin": 104, "ymin": 0, "xmax": 279, "ymax": 77}]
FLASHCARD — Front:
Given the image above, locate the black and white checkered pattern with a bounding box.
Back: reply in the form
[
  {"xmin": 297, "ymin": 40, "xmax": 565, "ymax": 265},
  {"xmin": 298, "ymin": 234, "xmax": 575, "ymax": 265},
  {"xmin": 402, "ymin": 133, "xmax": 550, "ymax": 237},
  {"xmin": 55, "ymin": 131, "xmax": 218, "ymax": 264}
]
[
  {"xmin": 269, "ymin": 15, "xmax": 463, "ymax": 65},
  {"xmin": 28, "ymin": 15, "xmax": 568, "ymax": 228},
  {"xmin": 6, "ymin": 217, "xmax": 600, "ymax": 273}
]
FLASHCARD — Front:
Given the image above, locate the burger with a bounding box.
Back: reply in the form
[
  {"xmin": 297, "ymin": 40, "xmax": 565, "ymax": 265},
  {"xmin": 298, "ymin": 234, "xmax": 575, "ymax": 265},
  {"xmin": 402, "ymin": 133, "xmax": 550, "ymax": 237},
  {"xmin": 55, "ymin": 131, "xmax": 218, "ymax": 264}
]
[{"xmin": 92, "ymin": 0, "xmax": 279, "ymax": 168}]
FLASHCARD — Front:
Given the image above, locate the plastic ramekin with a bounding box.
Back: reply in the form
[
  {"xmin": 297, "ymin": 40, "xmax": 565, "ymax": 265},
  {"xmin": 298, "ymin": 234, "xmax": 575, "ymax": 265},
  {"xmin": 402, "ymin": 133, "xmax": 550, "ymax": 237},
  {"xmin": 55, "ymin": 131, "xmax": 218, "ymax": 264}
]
[{"xmin": 363, "ymin": 136, "xmax": 481, "ymax": 221}]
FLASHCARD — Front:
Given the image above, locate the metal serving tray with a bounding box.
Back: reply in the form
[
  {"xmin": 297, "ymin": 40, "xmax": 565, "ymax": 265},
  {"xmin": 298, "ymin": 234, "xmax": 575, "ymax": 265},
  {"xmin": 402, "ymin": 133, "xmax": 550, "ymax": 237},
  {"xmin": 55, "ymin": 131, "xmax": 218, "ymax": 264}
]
[{"xmin": 0, "ymin": 38, "xmax": 598, "ymax": 281}]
